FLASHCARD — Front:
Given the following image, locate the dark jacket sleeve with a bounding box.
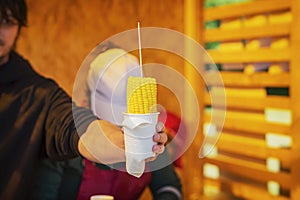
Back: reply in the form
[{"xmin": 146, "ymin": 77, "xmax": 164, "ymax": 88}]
[
  {"xmin": 149, "ymin": 149, "xmax": 183, "ymax": 200},
  {"xmin": 44, "ymin": 81, "xmax": 97, "ymax": 160}
]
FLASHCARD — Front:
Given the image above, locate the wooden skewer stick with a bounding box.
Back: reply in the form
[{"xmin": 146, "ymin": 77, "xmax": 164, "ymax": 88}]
[{"xmin": 137, "ymin": 22, "xmax": 144, "ymax": 77}]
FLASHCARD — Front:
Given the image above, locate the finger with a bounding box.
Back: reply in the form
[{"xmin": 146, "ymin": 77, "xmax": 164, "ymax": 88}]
[
  {"xmin": 156, "ymin": 122, "xmax": 164, "ymax": 133},
  {"xmin": 153, "ymin": 144, "xmax": 165, "ymax": 154},
  {"xmin": 145, "ymin": 156, "xmax": 157, "ymax": 162},
  {"xmin": 153, "ymin": 132, "xmax": 168, "ymax": 144},
  {"xmin": 120, "ymin": 127, "xmax": 124, "ymax": 134}
]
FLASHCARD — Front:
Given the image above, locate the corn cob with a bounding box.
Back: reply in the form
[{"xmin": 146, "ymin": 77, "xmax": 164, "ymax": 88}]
[{"xmin": 127, "ymin": 76, "xmax": 157, "ymax": 114}]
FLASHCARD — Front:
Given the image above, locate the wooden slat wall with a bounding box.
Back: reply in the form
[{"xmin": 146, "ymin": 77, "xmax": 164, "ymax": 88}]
[
  {"xmin": 289, "ymin": 0, "xmax": 300, "ymax": 199},
  {"xmin": 199, "ymin": 0, "xmax": 300, "ymax": 199}
]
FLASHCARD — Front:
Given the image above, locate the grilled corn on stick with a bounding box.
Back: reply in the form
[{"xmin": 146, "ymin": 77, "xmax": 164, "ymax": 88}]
[{"xmin": 127, "ymin": 76, "xmax": 157, "ymax": 114}]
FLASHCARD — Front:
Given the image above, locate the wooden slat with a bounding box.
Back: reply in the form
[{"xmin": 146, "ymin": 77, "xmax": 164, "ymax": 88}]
[
  {"xmin": 200, "ymin": 190, "xmax": 240, "ymax": 200},
  {"xmin": 183, "ymin": 0, "xmax": 205, "ymax": 199},
  {"xmin": 289, "ymin": 0, "xmax": 300, "ymax": 199},
  {"xmin": 205, "ymin": 93, "xmax": 291, "ymax": 110},
  {"xmin": 204, "ymin": 155, "xmax": 292, "ymax": 189},
  {"xmin": 290, "ymin": 0, "xmax": 300, "ymax": 124},
  {"xmin": 204, "ymin": 0, "xmax": 291, "ymax": 21},
  {"xmin": 205, "ymin": 71, "xmax": 290, "ymax": 87},
  {"xmin": 204, "ymin": 177, "xmax": 290, "ymax": 200},
  {"xmin": 205, "ymin": 24, "xmax": 290, "ymax": 42},
  {"xmin": 206, "ymin": 48, "xmax": 290, "ymax": 63},
  {"xmin": 205, "ymin": 112, "xmax": 291, "ymax": 135},
  {"xmin": 215, "ymin": 132, "xmax": 294, "ymax": 169}
]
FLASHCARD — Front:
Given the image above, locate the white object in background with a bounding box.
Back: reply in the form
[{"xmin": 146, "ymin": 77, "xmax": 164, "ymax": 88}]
[
  {"xmin": 267, "ymin": 181, "xmax": 280, "ymax": 196},
  {"xmin": 122, "ymin": 112, "xmax": 159, "ymax": 178},
  {"xmin": 203, "ymin": 163, "xmax": 220, "ymax": 179},
  {"xmin": 87, "ymin": 48, "xmax": 140, "ymax": 126},
  {"xmin": 266, "ymin": 133, "xmax": 292, "ymax": 148},
  {"xmin": 266, "ymin": 157, "xmax": 280, "ymax": 172},
  {"xmin": 203, "ymin": 144, "xmax": 218, "ymax": 158},
  {"xmin": 265, "ymin": 108, "xmax": 292, "ymax": 125},
  {"xmin": 90, "ymin": 195, "xmax": 114, "ymax": 200},
  {"xmin": 203, "ymin": 123, "xmax": 217, "ymax": 137}
]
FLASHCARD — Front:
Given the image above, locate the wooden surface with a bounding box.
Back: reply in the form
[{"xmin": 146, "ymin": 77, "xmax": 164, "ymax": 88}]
[
  {"xmin": 205, "ymin": 24, "xmax": 290, "ymax": 42},
  {"xmin": 289, "ymin": 0, "xmax": 300, "ymax": 198},
  {"xmin": 204, "ymin": 0, "xmax": 291, "ymax": 21},
  {"xmin": 200, "ymin": 0, "xmax": 300, "ymax": 199},
  {"xmin": 17, "ymin": 0, "xmax": 184, "ymax": 116},
  {"xmin": 183, "ymin": 0, "xmax": 205, "ymax": 199},
  {"xmin": 205, "ymin": 72, "xmax": 290, "ymax": 87},
  {"xmin": 206, "ymin": 49, "xmax": 290, "ymax": 63},
  {"xmin": 205, "ymin": 92, "xmax": 291, "ymax": 110}
]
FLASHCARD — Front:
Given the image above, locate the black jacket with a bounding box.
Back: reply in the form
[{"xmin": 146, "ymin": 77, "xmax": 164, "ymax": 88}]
[{"xmin": 0, "ymin": 51, "xmax": 96, "ymax": 200}]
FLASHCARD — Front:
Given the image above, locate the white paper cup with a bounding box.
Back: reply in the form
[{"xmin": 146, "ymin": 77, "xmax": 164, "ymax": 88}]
[
  {"xmin": 90, "ymin": 195, "xmax": 114, "ymax": 200},
  {"xmin": 122, "ymin": 112, "xmax": 159, "ymax": 177},
  {"xmin": 122, "ymin": 112, "xmax": 159, "ymax": 156}
]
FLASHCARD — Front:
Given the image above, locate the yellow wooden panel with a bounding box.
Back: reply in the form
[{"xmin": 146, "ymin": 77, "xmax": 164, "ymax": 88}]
[
  {"xmin": 216, "ymin": 132, "xmax": 293, "ymax": 169},
  {"xmin": 205, "ymin": 92, "xmax": 291, "ymax": 110},
  {"xmin": 204, "ymin": 177, "xmax": 290, "ymax": 200},
  {"xmin": 289, "ymin": 0, "xmax": 300, "ymax": 198},
  {"xmin": 206, "ymin": 49, "xmax": 290, "ymax": 63},
  {"xmin": 204, "ymin": 0, "xmax": 291, "ymax": 21},
  {"xmin": 204, "ymin": 155, "xmax": 292, "ymax": 189},
  {"xmin": 204, "ymin": 112, "xmax": 291, "ymax": 135},
  {"xmin": 201, "ymin": 0, "xmax": 299, "ymax": 199},
  {"xmin": 183, "ymin": 0, "xmax": 205, "ymax": 199},
  {"xmin": 205, "ymin": 24, "xmax": 290, "ymax": 42},
  {"xmin": 205, "ymin": 71, "xmax": 290, "ymax": 87}
]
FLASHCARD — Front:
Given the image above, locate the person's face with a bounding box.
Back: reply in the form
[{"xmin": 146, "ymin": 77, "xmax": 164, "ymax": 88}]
[{"xmin": 0, "ymin": 10, "xmax": 19, "ymax": 64}]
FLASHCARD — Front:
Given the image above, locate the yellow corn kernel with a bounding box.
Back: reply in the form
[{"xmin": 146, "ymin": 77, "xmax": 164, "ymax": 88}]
[{"xmin": 127, "ymin": 76, "xmax": 157, "ymax": 114}]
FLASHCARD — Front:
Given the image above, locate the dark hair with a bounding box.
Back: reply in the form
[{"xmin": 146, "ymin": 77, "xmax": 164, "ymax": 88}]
[{"xmin": 0, "ymin": 0, "xmax": 27, "ymax": 26}]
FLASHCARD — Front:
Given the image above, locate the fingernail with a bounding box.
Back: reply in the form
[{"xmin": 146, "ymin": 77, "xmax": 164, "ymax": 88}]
[
  {"xmin": 154, "ymin": 134, "xmax": 160, "ymax": 140},
  {"xmin": 153, "ymin": 145, "xmax": 159, "ymax": 152}
]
